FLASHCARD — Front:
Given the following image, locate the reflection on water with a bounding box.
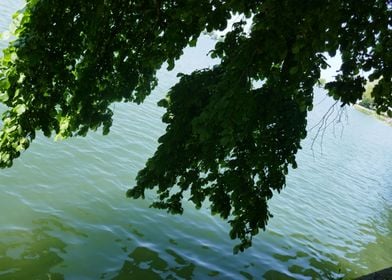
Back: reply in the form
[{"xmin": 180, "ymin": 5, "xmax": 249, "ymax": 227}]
[
  {"xmin": 355, "ymin": 208, "xmax": 392, "ymax": 277},
  {"xmin": 0, "ymin": 216, "xmax": 69, "ymax": 280},
  {"xmin": 4, "ymin": 198, "xmax": 387, "ymax": 279},
  {"xmin": 111, "ymin": 247, "xmax": 196, "ymax": 280},
  {"xmin": 264, "ymin": 270, "xmax": 297, "ymax": 280}
]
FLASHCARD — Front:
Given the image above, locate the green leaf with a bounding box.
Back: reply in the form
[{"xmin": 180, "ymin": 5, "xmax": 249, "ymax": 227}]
[
  {"xmin": 14, "ymin": 104, "xmax": 26, "ymax": 115},
  {"xmin": 0, "ymin": 92, "xmax": 9, "ymax": 102},
  {"xmin": 189, "ymin": 37, "xmax": 197, "ymax": 47},
  {"xmin": 0, "ymin": 79, "xmax": 10, "ymax": 91}
]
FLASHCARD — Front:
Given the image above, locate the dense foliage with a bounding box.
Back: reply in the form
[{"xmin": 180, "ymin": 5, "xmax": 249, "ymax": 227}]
[
  {"xmin": 0, "ymin": 0, "xmax": 391, "ymax": 251},
  {"xmin": 358, "ymin": 80, "xmax": 378, "ymax": 109}
]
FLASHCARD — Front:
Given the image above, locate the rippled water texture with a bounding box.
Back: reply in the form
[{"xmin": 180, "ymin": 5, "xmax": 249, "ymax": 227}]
[{"xmin": 1, "ymin": 2, "xmax": 391, "ymax": 279}]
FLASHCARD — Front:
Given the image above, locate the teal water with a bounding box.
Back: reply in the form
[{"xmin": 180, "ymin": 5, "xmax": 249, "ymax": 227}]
[{"xmin": 1, "ymin": 2, "xmax": 391, "ymax": 279}]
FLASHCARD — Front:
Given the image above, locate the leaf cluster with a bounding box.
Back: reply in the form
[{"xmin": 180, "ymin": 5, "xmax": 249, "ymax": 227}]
[{"xmin": 1, "ymin": 0, "xmax": 391, "ymax": 251}]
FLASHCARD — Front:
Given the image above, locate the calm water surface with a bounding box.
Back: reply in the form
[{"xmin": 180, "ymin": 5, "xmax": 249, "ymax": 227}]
[{"xmin": 1, "ymin": 2, "xmax": 391, "ymax": 279}]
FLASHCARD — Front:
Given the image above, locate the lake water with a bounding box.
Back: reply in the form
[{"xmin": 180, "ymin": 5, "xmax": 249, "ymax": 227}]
[{"xmin": 1, "ymin": 2, "xmax": 391, "ymax": 279}]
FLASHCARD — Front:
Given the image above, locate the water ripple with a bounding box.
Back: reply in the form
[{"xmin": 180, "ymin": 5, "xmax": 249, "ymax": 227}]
[{"xmin": 0, "ymin": 2, "xmax": 391, "ymax": 278}]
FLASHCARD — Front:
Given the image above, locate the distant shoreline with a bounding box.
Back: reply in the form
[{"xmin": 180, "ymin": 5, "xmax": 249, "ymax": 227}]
[{"xmin": 353, "ymin": 104, "xmax": 392, "ymax": 126}]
